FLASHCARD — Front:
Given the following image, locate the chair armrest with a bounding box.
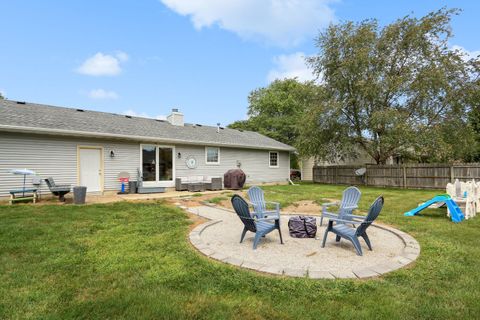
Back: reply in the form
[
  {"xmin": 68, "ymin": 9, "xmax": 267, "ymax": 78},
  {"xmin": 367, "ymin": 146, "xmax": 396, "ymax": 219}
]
[
  {"xmin": 322, "ymin": 211, "xmax": 339, "ymax": 218},
  {"xmin": 327, "ymin": 217, "xmax": 363, "ymax": 225},
  {"xmin": 344, "ymin": 213, "xmax": 365, "ymax": 219},
  {"xmin": 342, "ymin": 205, "xmax": 358, "ymax": 210},
  {"xmin": 255, "ymin": 216, "xmax": 280, "ymax": 222},
  {"xmin": 322, "ymin": 202, "xmax": 340, "ymax": 207},
  {"xmin": 265, "ymin": 201, "xmax": 280, "ymax": 211}
]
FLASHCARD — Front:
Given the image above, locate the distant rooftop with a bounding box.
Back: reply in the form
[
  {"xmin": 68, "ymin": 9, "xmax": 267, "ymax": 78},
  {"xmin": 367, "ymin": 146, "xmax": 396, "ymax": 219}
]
[{"xmin": 0, "ymin": 99, "xmax": 295, "ymax": 151}]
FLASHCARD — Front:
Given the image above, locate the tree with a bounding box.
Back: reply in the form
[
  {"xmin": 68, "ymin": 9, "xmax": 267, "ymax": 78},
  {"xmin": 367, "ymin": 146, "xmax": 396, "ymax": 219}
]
[
  {"xmin": 468, "ymin": 80, "xmax": 480, "ymax": 161},
  {"xmin": 299, "ymin": 8, "xmax": 480, "ymax": 164},
  {"xmin": 228, "ymin": 79, "xmax": 322, "ymax": 167}
]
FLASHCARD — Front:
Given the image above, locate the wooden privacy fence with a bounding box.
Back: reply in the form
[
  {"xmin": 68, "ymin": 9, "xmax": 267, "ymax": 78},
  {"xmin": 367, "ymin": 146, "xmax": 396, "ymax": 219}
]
[{"xmin": 312, "ymin": 163, "xmax": 480, "ymax": 189}]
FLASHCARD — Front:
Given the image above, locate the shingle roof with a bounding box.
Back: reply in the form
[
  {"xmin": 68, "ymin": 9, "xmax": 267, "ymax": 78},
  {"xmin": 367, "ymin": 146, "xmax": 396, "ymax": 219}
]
[{"xmin": 0, "ymin": 100, "xmax": 295, "ymax": 151}]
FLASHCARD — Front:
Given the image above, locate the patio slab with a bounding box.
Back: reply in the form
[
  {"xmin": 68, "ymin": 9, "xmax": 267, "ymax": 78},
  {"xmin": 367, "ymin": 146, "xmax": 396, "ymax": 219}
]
[{"xmin": 188, "ymin": 206, "xmax": 420, "ymax": 279}]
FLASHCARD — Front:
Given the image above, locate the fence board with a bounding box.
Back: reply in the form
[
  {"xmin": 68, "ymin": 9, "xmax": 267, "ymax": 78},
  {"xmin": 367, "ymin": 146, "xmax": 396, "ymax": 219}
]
[{"xmin": 313, "ymin": 163, "xmax": 480, "ymax": 189}]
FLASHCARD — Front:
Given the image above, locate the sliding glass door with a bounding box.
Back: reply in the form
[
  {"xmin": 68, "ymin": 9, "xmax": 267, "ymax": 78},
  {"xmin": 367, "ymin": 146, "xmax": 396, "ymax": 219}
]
[{"xmin": 141, "ymin": 144, "xmax": 175, "ymax": 187}]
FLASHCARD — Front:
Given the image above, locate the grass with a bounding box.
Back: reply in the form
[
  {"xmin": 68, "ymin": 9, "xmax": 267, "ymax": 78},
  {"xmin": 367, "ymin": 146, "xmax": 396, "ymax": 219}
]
[
  {"xmin": 207, "ymin": 196, "xmax": 229, "ymax": 204},
  {"xmin": 1, "ymin": 184, "xmax": 480, "ymax": 319},
  {"xmin": 191, "ymin": 193, "xmax": 203, "ymax": 197}
]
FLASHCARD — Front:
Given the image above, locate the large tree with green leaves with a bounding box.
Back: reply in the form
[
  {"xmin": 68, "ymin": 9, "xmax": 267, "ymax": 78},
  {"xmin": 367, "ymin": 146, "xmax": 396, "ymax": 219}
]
[
  {"xmin": 228, "ymin": 78, "xmax": 321, "ymax": 147},
  {"xmin": 468, "ymin": 79, "xmax": 480, "ymax": 161},
  {"xmin": 298, "ymin": 8, "xmax": 479, "ymax": 164}
]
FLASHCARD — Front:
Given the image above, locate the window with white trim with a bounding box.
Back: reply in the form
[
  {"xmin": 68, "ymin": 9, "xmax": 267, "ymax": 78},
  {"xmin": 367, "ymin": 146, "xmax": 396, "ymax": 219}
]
[
  {"xmin": 206, "ymin": 147, "xmax": 220, "ymax": 164},
  {"xmin": 269, "ymin": 151, "xmax": 279, "ymax": 168}
]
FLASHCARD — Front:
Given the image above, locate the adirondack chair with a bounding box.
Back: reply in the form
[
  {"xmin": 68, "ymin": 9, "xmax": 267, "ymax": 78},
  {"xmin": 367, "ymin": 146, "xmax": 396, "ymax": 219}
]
[
  {"xmin": 247, "ymin": 186, "xmax": 280, "ymax": 219},
  {"xmin": 321, "ymin": 196, "xmax": 384, "ymax": 256},
  {"xmin": 44, "ymin": 177, "xmax": 71, "ymax": 202},
  {"xmin": 320, "ymin": 186, "xmax": 361, "ymax": 226},
  {"xmin": 471, "ymin": 180, "xmax": 480, "ymax": 214},
  {"xmin": 231, "ymin": 194, "xmax": 283, "ymax": 249},
  {"xmin": 446, "ymin": 179, "xmax": 476, "ymax": 219}
]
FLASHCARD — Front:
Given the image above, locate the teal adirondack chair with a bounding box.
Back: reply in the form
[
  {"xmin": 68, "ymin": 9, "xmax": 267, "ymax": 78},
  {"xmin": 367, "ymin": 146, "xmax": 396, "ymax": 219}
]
[
  {"xmin": 231, "ymin": 194, "xmax": 283, "ymax": 249},
  {"xmin": 247, "ymin": 186, "xmax": 280, "ymax": 219},
  {"xmin": 320, "ymin": 186, "xmax": 361, "ymax": 226},
  {"xmin": 321, "ymin": 196, "xmax": 384, "ymax": 256}
]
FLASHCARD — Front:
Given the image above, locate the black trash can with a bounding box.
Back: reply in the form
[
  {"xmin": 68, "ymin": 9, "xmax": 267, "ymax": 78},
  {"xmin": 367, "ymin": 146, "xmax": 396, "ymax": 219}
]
[
  {"xmin": 129, "ymin": 181, "xmax": 137, "ymax": 194},
  {"xmin": 73, "ymin": 186, "xmax": 87, "ymax": 204}
]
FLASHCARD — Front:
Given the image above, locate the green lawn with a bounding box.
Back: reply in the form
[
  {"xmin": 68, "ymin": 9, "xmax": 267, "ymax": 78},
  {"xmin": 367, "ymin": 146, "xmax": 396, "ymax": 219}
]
[{"xmin": 1, "ymin": 183, "xmax": 480, "ymax": 319}]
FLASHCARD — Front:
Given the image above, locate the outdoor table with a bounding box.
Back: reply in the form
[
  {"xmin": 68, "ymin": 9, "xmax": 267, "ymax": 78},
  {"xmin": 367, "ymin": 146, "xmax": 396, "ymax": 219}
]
[{"xmin": 9, "ymin": 188, "xmax": 38, "ymax": 205}]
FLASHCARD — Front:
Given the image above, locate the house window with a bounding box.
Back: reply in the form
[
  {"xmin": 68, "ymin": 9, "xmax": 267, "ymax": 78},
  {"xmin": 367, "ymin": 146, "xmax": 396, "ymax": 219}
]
[
  {"xmin": 269, "ymin": 151, "xmax": 279, "ymax": 168},
  {"xmin": 205, "ymin": 147, "xmax": 220, "ymax": 164}
]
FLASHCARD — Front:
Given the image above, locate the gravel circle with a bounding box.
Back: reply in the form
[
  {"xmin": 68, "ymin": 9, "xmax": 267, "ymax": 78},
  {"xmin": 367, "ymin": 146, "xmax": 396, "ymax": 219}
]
[{"xmin": 186, "ymin": 206, "xmax": 420, "ymax": 279}]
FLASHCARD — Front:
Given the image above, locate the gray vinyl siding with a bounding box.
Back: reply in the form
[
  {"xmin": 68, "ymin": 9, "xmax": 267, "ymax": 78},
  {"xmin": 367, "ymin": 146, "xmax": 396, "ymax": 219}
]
[
  {"xmin": 0, "ymin": 133, "xmax": 290, "ymax": 198},
  {"xmin": 0, "ymin": 133, "xmax": 139, "ymax": 197},
  {"xmin": 175, "ymin": 145, "xmax": 290, "ymax": 184}
]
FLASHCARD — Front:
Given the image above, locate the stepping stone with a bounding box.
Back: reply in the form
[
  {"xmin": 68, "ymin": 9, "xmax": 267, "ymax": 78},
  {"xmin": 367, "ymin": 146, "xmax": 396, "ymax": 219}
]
[
  {"xmin": 308, "ymin": 270, "xmax": 335, "ymax": 279},
  {"xmin": 352, "ymin": 267, "xmax": 378, "ymax": 278},
  {"xmin": 283, "ymin": 268, "xmax": 307, "ymax": 277}
]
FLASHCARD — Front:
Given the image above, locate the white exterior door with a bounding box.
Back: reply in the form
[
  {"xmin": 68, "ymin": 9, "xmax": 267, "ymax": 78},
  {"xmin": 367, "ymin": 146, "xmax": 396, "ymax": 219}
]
[{"xmin": 79, "ymin": 147, "xmax": 102, "ymax": 192}]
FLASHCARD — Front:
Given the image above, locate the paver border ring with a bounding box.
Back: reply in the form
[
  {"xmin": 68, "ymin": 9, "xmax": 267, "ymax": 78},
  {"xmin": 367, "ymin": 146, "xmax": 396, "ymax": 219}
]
[{"xmin": 185, "ymin": 206, "xmax": 420, "ymax": 279}]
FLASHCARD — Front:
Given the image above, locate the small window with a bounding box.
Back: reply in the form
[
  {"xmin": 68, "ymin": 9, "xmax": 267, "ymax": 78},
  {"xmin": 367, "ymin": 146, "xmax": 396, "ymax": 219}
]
[
  {"xmin": 206, "ymin": 147, "xmax": 220, "ymax": 164},
  {"xmin": 269, "ymin": 151, "xmax": 279, "ymax": 168}
]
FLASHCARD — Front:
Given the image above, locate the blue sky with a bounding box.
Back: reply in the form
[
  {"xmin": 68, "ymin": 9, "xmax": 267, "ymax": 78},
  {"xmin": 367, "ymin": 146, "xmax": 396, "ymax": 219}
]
[{"xmin": 1, "ymin": 0, "xmax": 478, "ymax": 126}]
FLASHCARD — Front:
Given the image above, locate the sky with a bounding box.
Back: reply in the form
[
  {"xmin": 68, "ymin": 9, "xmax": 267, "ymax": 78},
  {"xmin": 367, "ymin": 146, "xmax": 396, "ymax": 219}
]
[{"xmin": 0, "ymin": 0, "xmax": 479, "ymax": 126}]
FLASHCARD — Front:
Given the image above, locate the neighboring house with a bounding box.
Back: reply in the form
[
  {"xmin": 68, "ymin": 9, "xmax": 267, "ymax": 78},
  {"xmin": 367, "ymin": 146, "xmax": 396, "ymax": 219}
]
[
  {"xmin": 300, "ymin": 152, "xmax": 377, "ymax": 181},
  {"xmin": 0, "ymin": 100, "xmax": 295, "ymax": 197}
]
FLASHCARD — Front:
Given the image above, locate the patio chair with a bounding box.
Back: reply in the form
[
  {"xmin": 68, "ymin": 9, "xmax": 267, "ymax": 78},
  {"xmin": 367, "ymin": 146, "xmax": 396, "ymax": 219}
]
[
  {"xmin": 247, "ymin": 186, "xmax": 280, "ymax": 219},
  {"xmin": 321, "ymin": 196, "xmax": 384, "ymax": 256},
  {"xmin": 320, "ymin": 186, "xmax": 361, "ymax": 226},
  {"xmin": 231, "ymin": 194, "xmax": 283, "ymax": 249},
  {"xmin": 44, "ymin": 177, "xmax": 71, "ymax": 202}
]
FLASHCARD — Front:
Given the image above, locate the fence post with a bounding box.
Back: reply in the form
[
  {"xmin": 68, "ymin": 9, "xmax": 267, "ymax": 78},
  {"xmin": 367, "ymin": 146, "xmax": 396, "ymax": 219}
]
[
  {"xmin": 403, "ymin": 165, "xmax": 407, "ymax": 189},
  {"xmin": 450, "ymin": 165, "xmax": 454, "ymax": 182},
  {"xmin": 364, "ymin": 164, "xmax": 368, "ymax": 186}
]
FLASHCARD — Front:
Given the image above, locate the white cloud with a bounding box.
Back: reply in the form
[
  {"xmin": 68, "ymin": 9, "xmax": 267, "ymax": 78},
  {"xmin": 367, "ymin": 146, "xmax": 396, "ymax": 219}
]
[
  {"xmin": 451, "ymin": 45, "xmax": 480, "ymax": 62},
  {"xmin": 88, "ymin": 89, "xmax": 119, "ymax": 100},
  {"xmin": 160, "ymin": 0, "xmax": 336, "ymax": 47},
  {"xmin": 122, "ymin": 109, "xmax": 167, "ymax": 120},
  {"xmin": 76, "ymin": 51, "xmax": 129, "ymax": 76},
  {"xmin": 267, "ymin": 52, "xmax": 315, "ymax": 82}
]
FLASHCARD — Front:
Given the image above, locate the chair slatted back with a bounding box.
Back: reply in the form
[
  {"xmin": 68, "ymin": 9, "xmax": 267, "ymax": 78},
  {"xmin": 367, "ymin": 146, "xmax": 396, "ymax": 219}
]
[
  {"xmin": 247, "ymin": 186, "xmax": 266, "ymax": 215},
  {"xmin": 45, "ymin": 177, "xmax": 56, "ymax": 189},
  {"xmin": 231, "ymin": 195, "xmax": 257, "ymax": 232},
  {"xmin": 338, "ymin": 186, "xmax": 361, "ymax": 218},
  {"xmin": 454, "ymin": 179, "xmax": 463, "ymax": 198},
  {"xmin": 356, "ymin": 196, "xmax": 384, "ymax": 236}
]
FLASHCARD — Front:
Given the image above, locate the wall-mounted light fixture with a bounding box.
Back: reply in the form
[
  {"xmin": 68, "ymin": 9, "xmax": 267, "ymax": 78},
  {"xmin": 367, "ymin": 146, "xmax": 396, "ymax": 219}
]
[
  {"xmin": 177, "ymin": 152, "xmax": 182, "ymax": 159},
  {"xmin": 110, "ymin": 150, "xmax": 115, "ymax": 158},
  {"xmin": 236, "ymin": 160, "xmax": 242, "ymax": 168}
]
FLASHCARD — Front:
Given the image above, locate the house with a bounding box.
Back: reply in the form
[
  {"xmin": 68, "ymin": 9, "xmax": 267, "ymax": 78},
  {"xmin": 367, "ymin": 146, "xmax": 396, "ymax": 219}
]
[
  {"xmin": 300, "ymin": 152, "xmax": 377, "ymax": 181},
  {"xmin": 0, "ymin": 100, "xmax": 295, "ymax": 198}
]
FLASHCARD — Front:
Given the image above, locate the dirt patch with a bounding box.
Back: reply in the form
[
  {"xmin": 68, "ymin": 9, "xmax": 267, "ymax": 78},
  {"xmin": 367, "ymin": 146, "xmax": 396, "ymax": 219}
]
[
  {"xmin": 187, "ymin": 213, "xmax": 208, "ymax": 231},
  {"xmin": 283, "ymin": 200, "xmax": 322, "ymax": 215},
  {"xmin": 170, "ymin": 191, "xmax": 245, "ymax": 209}
]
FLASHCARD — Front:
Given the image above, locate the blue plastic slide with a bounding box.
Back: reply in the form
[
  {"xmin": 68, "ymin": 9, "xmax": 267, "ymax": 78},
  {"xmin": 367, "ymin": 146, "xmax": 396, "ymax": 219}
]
[{"xmin": 404, "ymin": 194, "xmax": 465, "ymax": 223}]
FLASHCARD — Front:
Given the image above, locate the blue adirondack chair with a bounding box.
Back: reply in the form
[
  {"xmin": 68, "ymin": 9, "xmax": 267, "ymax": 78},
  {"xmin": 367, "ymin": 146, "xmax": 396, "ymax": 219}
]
[
  {"xmin": 231, "ymin": 194, "xmax": 283, "ymax": 249},
  {"xmin": 321, "ymin": 196, "xmax": 384, "ymax": 256},
  {"xmin": 320, "ymin": 186, "xmax": 362, "ymax": 226},
  {"xmin": 247, "ymin": 186, "xmax": 280, "ymax": 219}
]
